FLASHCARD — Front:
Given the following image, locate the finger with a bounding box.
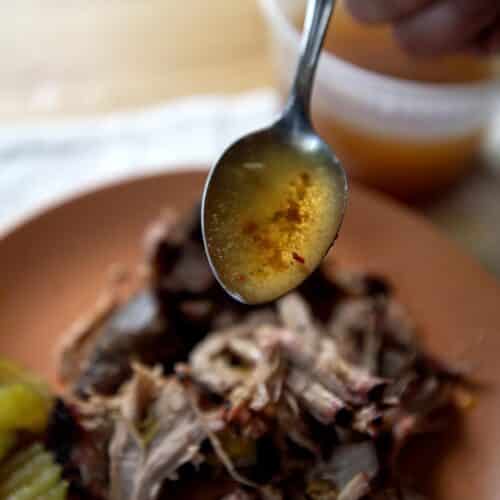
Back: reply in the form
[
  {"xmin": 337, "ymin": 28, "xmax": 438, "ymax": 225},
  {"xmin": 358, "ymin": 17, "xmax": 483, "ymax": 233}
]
[
  {"xmin": 394, "ymin": 0, "xmax": 500, "ymax": 55},
  {"xmin": 469, "ymin": 19, "xmax": 500, "ymax": 54},
  {"xmin": 464, "ymin": 41, "xmax": 489, "ymax": 57},
  {"xmin": 484, "ymin": 19, "xmax": 500, "ymax": 53},
  {"xmin": 345, "ymin": 0, "xmax": 436, "ymax": 24}
]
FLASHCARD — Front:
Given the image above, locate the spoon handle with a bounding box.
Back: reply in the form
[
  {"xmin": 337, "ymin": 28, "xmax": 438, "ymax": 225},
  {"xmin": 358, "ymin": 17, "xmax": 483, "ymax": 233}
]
[{"xmin": 286, "ymin": 0, "xmax": 336, "ymax": 123}]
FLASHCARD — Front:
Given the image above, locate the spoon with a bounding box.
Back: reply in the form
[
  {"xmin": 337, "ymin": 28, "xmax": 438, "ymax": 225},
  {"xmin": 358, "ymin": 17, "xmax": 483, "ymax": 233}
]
[{"xmin": 202, "ymin": 0, "xmax": 348, "ymax": 305}]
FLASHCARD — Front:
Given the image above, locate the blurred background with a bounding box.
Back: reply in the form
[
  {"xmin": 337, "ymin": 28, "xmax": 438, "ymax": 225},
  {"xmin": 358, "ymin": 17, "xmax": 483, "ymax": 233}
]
[
  {"xmin": 0, "ymin": 1, "xmax": 273, "ymax": 120},
  {"xmin": 1, "ymin": 0, "xmax": 500, "ymax": 273}
]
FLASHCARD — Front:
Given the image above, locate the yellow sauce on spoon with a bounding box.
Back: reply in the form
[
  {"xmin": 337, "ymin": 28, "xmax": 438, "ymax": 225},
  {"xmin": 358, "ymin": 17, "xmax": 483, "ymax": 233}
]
[{"xmin": 203, "ymin": 142, "xmax": 344, "ymax": 304}]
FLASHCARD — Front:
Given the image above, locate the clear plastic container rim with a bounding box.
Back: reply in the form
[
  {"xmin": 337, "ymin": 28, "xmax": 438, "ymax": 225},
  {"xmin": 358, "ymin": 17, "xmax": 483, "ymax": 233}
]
[{"xmin": 258, "ymin": 0, "xmax": 500, "ymax": 111}]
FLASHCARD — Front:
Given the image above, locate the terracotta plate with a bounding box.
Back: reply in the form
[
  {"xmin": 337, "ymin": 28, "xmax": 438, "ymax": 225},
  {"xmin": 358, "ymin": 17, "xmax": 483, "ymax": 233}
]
[{"xmin": 1, "ymin": 170, "xmax": 499, "ymax": 499}]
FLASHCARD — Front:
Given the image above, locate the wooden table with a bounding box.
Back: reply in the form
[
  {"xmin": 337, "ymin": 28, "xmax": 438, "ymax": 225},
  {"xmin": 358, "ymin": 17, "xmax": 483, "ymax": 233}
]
[{"xmin": 0, "ymin": 0, "xmax": 274, "ymax": 122}]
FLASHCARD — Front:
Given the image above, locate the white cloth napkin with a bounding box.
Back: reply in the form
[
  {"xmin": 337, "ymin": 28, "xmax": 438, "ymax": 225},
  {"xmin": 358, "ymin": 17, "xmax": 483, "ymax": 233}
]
[{"xmin": 0, "ymin": 90, "xmax": 280, "ymax": 235}]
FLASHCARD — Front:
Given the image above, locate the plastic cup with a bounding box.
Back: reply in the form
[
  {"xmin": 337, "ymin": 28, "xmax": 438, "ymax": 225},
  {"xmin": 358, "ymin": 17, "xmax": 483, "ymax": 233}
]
[{"xmin": 258, "ymin": 0, "xmax": 500, "ymax": 199}]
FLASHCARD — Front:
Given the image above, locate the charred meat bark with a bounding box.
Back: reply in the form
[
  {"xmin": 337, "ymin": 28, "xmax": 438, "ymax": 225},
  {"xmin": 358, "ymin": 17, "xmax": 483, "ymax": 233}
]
[
  {"xmin": 60, "ymin": 207, "xmax": 251, "ymax": 397},
  {"xmin": 45, "ymin": 397, "xmax": 115, "ymax": 499},
  {"xmin": 73, "ymin": 290, "xmax": 174, "ymax": 397}
]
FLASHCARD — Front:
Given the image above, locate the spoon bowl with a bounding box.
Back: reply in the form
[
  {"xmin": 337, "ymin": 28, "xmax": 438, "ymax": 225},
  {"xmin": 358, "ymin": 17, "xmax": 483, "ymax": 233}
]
[
  {"xmin": 202, "ymin": 119, "xmax": 347, "ymax": 304},
  {"xmin": 202, "ymin": 0, "xmax": 347, "ymax": 304}
]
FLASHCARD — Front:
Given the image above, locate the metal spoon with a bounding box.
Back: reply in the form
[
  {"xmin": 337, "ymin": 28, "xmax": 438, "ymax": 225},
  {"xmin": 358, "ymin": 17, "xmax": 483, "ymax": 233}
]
[{"xmin": 202, "ymin": 0, "xmax": 348, "ymax": 305}]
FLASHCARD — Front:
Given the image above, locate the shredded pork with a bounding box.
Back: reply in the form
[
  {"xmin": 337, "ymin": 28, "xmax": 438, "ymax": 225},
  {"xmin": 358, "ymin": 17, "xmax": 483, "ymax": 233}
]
[{"xmin": 50, "ymin": 206, "xmax": 466, "ymax": 500}]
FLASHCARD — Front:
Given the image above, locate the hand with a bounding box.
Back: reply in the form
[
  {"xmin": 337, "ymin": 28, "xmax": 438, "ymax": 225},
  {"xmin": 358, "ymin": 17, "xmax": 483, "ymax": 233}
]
[{"xmin": 345, "ymin": 0, "xmax": 500, "ymax": 55}]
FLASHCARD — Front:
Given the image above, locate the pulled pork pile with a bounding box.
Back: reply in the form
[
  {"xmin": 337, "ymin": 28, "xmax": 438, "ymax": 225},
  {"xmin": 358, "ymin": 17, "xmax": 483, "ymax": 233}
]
[{"xmin": 49, "ymin": 207, "xmax": 463, "ymax": 500}]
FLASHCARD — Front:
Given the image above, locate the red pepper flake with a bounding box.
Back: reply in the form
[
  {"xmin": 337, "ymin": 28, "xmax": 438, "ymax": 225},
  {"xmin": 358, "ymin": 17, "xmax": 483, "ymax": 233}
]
[
  {"xmin": 237, "ymin": 274, "xmax": 246, "ymax": 282},
  {"xmin": 300, "ymin": 172, "xmax": 311, "ymax": 185},
  {"xmin": 285, "ymin": 200, "xmax": 302, "ymax": 223},
  {"xmin": 292, "ymin": 252, "xmax": 305, "ymax": 265},
  {"xmin": 226, "ymin": 404, "xmax": 251, "ymax": 424},
  {"xmin": 242, "ymin": 221, "xmax": 258, "ymax": 235}
]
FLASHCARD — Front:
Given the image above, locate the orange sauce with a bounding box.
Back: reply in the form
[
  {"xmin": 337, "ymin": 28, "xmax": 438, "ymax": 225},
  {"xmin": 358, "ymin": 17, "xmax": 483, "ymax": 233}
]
[
  {"xmin": 314, "ymin": 115, "xmax": 482, "ymax": 198},
  {"xmin": 321, "ymin": 1, "xmax": 492, "ymax": 83},
  {"xmin": 291, "ymin": 1, "xmax": 494, "ymax": 198}
]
